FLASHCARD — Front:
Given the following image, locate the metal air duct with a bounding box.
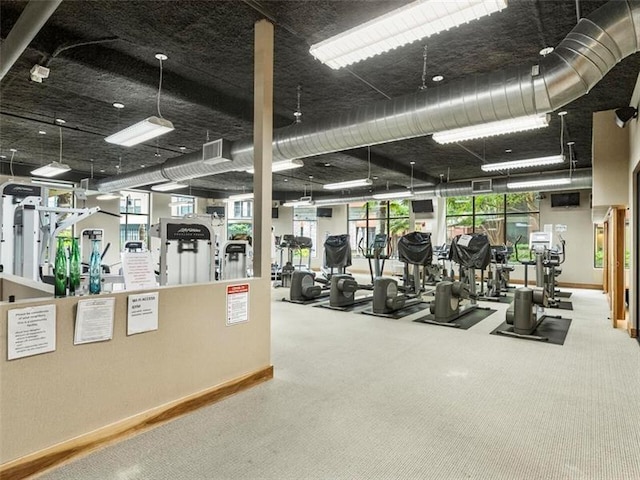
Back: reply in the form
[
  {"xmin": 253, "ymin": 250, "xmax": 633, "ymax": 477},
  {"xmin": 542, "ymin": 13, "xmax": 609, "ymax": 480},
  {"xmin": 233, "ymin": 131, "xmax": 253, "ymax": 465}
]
[{"xmin": 95, "ymin": 0, "xmax": 639, "ymax": 193}]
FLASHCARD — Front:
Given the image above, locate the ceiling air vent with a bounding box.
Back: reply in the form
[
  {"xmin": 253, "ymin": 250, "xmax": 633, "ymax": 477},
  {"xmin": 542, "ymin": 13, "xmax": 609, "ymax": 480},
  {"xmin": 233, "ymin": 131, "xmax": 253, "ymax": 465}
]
[
  {"xmin": 471, "ymin": 179, "xmax": 492, "ymax": 193},
  {"xmin": 202, "ymin": 139, "xmax": 232, "ymax": 165}
]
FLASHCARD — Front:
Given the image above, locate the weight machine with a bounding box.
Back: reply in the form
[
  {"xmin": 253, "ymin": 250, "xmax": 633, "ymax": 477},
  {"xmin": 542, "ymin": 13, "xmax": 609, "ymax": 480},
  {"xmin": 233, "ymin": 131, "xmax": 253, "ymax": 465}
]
[{"xmin": 0, "ymin": 182, "xmax": 100, "ymax": 282}]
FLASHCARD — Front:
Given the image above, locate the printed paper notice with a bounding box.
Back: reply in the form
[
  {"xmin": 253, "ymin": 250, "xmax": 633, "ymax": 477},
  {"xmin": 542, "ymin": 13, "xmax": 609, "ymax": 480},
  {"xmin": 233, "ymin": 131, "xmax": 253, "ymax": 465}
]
[
  {"xmin": 74, "ymin": 297, "xmax": 115, "ymax": 345},
  {"xmin": 458, "ymin": 234, "xmax": 473, "ymax": 247},
  {"xmin": 127, "ymin": 292, "xmax": 159, "ymax": 335},
  {"xmin": 7, "ymin": 304, "xmax": 56, "ymax": 360},
  {"xmin": 121, "ymin": 251, "xmax": 157, "ymax": 290},
  {"xmin": 226, "ymin": 284, "xmax": 249, "ymax": 326}
]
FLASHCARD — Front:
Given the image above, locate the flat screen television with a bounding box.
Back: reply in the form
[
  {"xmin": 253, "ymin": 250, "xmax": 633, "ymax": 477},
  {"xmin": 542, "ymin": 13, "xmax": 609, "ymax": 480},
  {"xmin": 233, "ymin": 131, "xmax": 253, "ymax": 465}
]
[
  {"xmin": 317, "ymin": 207, "xmax": 333, "ymax": 218},
  {"xmin": 411, "ymin": 199, "xmax": 434, "ymax": 213},
  {"xmin": 272, "ymin": 207, "xmax": 279, "ymax": 219},
  {"xmin": 206, "ymin": 205, "xmax": 225, "ymax": 217},
  {"xmin": 551, "ymin": 192, "xmax": 580, "ymax": 208}
]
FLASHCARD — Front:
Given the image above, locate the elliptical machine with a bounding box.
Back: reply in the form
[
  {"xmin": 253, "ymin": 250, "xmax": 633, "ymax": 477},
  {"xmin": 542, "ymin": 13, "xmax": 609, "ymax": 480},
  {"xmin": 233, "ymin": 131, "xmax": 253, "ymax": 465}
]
[
  {"xmin": 286, "ymin": 234, "xmax": 351, "ymax": 304},
  {"xmin": 367, "ymin": 231, "xmax": 432, "ymax": 317},
  {"xmin": 497, "ymin": 287, "xmax": 554, "ymax": 341},
  {"xmin": 425, "ymin": 233, "xmax": 491, "ymax": 326},
  {"xmin": 358, "ymin": 233, "xmax": 389, "ymax": 285}
]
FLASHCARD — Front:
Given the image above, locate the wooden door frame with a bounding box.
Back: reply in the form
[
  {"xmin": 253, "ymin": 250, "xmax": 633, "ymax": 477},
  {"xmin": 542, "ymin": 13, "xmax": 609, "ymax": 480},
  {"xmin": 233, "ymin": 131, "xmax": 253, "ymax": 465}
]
[{"xmin": 608, "ymin": 206, "xmax": 626, "ymax": 328}]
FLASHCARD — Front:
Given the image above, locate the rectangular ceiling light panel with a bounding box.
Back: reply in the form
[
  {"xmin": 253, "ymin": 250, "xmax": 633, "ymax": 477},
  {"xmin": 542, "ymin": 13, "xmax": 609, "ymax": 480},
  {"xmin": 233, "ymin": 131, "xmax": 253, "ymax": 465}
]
[
  {"xmin": 323, "ymin": 178, "xmax": 373, "ymax": 190},
  {"xmin": 372, "ymin": 190, "xmax": 415, "ymax": 200},
  {"xmin": 151, "ymin": 181, "xmax": 187, "ymax": 192},
  {"xmin": 246, "ymin": 159, "xmax": 304, "ymax": 174},
  {"xmin": 481, "ymin": 155, "xmax": 565, "ymax": 172},
  {"xmin": 30, "ymin": 161, "xmax": 71, "ymax": 178},
  {"xmin": 506, "ymin": 178, "xmax": 571, "ymax": 189},
  {"xmin": 309, "ymin": 0, "xmax": 507, "ymax": 69},
  {"xmin": 432, "ymin": 114, "xmax": 549, "ymax": 144},
  {"xmin": 105, "ymin": 116, "xmax": 174, "ymax": 147}
]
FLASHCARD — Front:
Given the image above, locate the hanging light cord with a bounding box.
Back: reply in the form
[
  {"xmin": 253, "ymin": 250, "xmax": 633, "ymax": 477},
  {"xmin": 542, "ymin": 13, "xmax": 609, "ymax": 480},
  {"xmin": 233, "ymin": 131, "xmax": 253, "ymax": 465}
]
[
  {"xmin": 59, "ymin": 126, "xmax": 63, "ymax": 163},
  {"xmin": 294, "ymin": 84, "xmax": 302, "ymax": 124},
  {"xmin": 9, "ymin": 150, "xmax": 15, "ymax": 178},
  {"xmin": 410, "ymin": 162, "xmax": 414, "ymax": 192},
  {"xmin": 157, "ymin": 56, "xmax": 165, "ymax": 118},
  {"xmin": 367, "ymin": 146, "xmax": 372, "ymax": 180},
  {"xmin": 560, "ymin": 114, "xmax": 565, "ymax": 158}
]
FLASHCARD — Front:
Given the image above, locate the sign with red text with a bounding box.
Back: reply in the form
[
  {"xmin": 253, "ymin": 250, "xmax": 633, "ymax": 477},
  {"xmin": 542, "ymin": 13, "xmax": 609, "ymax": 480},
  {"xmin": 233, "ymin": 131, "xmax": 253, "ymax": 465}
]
[{"xmin": 226, "ymin": 284, "xmax": 249, "ymax": 326}]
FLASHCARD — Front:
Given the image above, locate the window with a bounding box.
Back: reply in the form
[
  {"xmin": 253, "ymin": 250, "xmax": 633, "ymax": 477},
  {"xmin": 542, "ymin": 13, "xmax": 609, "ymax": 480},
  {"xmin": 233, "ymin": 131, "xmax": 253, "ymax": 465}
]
[
  {"xmin": 170, "ymin": 195, "xmax": 195, "ymax": 217},
  {"xmin": 347, "ymin": 200, "xmax": 410, "ymax": 258},
  {"xmin": 446, "ymin": 193, "xmax": 540, "ymax": 260},
  {"xmin": 120, "ymin": 191, "xmax": 150, "ymax": 250},
  {"xmin": 594, "ymin": 224, "xmax": 604, "ymax": 268},
  {"xmin": 293, "ymin": 206, "xmax": 317, "ymax": 258},
  {"xmin": 227, "ymin": 200, "xmax": 252, "ymax": 240}
]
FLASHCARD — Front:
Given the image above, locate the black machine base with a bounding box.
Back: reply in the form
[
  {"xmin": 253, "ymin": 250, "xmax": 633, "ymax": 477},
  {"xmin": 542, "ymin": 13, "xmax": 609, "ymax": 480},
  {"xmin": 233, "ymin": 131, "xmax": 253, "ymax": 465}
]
[
  {"xmin": 414, "ymin": 306, "xmax": 496, "ymax": 330},
  {"xmin": 491, "ymin": 315, "xmax": 572, "ymax": 345},
  {"xmin": 361, "ymin": 300, "xmax": 428, "ymax": 319},
  {"xmin": 314, "ymin": 296, "xmax": 373, "ymax": 312}
]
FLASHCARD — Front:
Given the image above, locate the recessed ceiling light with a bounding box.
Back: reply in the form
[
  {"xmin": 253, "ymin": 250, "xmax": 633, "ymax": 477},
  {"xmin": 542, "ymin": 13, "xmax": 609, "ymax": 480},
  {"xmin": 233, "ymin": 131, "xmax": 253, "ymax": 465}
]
[
  {"xmin": 505, "ymin": 149, "xmax": 512, "ymax": 153},
  {"xmin": 284, "ymin": 178, "xmax": 288, "ymax": 182},
  {"xmin": 99, "ymin": 169, "xmax": 105, "ymax": 173},
  {"xmin": 113, "ymin": 102, "xmax": 125, "ymax": 109},
  {"xmin": 372, "ymin": 176, "xmax": 378, "ymax": 180},
  {"xmin": 558, "ymin": 110, "xmax": 568, "ymax": 116},
  {"xmin": 140, "ymin": 164, "xmax": 146, "ymax": 168},
  {"xmin": 432, "ymin": 75, "xmax": 444, "ymax": 82},
  {"xmin": 539, "ymin": 46, "xmax": 554, "ymax": 56},
  {"xmin": 155, "ymin": 153, "xmax": 161, "ymax": 157},
  {"xmin": 179, "ymin": 146, "xmax": 186, "ymax": 150},
  {"xmin": 38, "ymin": 130, "xmax": 46, "ymax": 135},
  {"xmin": 324, "ymin": 163, "xmax": 331, "ymax": 167},
  {"xmin": 55, "ymin": 118, "xmax": 65, "ymax": 124},
  {"xmin": 155, "ymin": 53, "xmax": 168, "ymax": 61}
]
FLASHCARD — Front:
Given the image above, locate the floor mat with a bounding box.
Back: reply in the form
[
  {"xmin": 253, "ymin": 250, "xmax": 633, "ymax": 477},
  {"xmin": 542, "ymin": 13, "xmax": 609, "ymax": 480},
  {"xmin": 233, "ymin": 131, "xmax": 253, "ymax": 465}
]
[
  {"xmin": 414, "ymin": 307, "xmax": 496, "ymax": 330},
  {"xmin": 490, "ymin": 316, "xmax": 572, "ymax": 345},
  {"xmin": 555, "ymin": 291, "xmax": 572, "ymax": 298},
  {"xmin": 478, "ymin": 295, "xmax": 513, "ymax": 305},
  {"xmin": 281, "ymin": 294, "xmax": 330, "ymax": 306},
  {"xmin": 361, "ymin": 301, "xmax": 429, "ymax": 319},
  {"xmin": 314, "ymin": 297, "xmax": 373, "ymax": 312},
  {"xmin": 550, "ymin": 300, "xmax": 573, "ymax": 311}
]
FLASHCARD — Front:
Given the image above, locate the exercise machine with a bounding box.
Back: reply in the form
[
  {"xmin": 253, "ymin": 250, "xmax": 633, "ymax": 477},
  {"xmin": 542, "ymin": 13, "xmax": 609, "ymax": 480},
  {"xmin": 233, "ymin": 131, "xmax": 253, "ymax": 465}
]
[
  {"xmin": 480, "ymin": 245, "xmax": 513, "ymax": 300},
  {"xmin": 530, "ymin": 232, "xmax": 570, "ymax": 308},
  {"xmin": 286, "ymin": 234, "xmax": 351, "ymax": 304},
  {"xmin": 425, "ymin": 233, "xmax": 491, "ymax": 326},
  {"xmin": 365, "ymin": 232, "xmax": 431, "ymax": 317},
  {"xmin": 496, "ymin": 287, "xmax": 556, "ymax": 341},
  {"xmin": 358, "ymin": 233, "xmax": 389, "ymax": 285},
  {"xmin": 151, "ymin": 217, "xmax": 217, "ymax": 285}
]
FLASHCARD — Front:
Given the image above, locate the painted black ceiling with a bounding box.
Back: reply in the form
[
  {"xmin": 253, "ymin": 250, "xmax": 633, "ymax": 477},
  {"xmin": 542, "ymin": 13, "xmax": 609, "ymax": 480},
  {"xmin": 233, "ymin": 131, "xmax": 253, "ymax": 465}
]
[{"xmin": 1, "ymin": 0, "xmax": 638, "ymax": 201}]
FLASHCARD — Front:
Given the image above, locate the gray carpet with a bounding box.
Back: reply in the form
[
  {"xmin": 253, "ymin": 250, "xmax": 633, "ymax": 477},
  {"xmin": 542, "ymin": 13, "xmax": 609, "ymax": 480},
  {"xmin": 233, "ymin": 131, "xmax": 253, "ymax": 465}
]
[{"xmin": 39, "ymin": 288, "xmax": 640, "ymax": 480}]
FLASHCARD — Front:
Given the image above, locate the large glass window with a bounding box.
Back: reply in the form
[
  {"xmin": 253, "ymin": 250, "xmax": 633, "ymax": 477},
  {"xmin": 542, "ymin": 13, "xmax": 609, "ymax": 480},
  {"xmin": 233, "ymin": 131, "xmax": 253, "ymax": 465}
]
[
  {"xmin": 446, "ymin": 193, "xmax": 539, "ymax": 260},
  {"xmin": 227, "ymin": 200, "xmax": 252, "ymax": 240},
  {"xmin": 293, "ymin": 206, "xmax": 317, "ymax": 258},
  {"xmin": 594, "ymin": 224, "xmax": 604, "ymax": 268},
  {"xmin": 170, "ymin": 195, "xmax": 195, "ymax": 217},
  {"xmin": 347, "ymin": 200, "xmax": 410, "ymax": 258},
  {"xmin": 120, "ymin": 191, "xmax": 150, "ymax": 249}
]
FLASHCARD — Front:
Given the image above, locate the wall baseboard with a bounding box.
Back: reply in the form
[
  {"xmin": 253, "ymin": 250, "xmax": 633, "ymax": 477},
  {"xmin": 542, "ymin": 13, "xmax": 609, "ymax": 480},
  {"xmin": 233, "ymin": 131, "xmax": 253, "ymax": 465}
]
[{"xmin": 0, "ymin": 365, "xmax": 274, "ymax": 480}]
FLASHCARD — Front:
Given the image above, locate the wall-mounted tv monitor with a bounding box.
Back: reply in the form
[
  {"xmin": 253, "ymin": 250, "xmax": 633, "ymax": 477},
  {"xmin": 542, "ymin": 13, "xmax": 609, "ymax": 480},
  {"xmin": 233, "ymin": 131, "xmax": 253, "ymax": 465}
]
[
  {"xmin": 271, "ymin": 207, "xmax": 279, "ymax": 219},
  {"xmin": 411, "ymin": 199, "xmax": 434, "ymax": 213},
  {"xmin": 317, "ymin": 207, "xmax": 333, "ymax": 218},
  {"xmin": 206, "ymin": 205, "xmax": 225, "ymax": 217},
  {"xmin": 551, "ymin": 192, "xmax": 580, "ymax": 208}
]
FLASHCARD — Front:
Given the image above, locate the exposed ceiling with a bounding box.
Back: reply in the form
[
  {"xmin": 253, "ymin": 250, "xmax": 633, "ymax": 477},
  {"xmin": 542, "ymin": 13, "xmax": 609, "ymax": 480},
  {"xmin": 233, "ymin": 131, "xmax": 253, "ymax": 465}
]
[{"xmin": 1, "ymin": 0, "xmax": 638, "ymax": 201}]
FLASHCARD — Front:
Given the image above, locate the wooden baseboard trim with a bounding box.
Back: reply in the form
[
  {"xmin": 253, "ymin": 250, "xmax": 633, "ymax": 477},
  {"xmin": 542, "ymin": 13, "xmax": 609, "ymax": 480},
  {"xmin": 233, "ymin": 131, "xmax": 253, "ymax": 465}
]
[
  {"xmin": 629, "ymin": 326, "xmax": 638, "ymax": 338},
  {"xmin": 0, "ymin": 365, "xmax": 273, "ymax": 480}
]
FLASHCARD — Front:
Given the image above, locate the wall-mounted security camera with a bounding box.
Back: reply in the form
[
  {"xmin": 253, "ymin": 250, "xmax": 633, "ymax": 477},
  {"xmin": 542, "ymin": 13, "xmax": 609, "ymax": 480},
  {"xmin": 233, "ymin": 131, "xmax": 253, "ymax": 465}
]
[{"xmin": 614, "ymin": 106, "xmax": 638, "ymax": 128}]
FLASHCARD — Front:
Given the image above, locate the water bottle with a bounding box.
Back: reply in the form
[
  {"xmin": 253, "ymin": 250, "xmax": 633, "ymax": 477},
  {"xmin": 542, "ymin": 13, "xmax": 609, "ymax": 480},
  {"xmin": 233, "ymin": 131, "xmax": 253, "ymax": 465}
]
[
  {"xmin": 69, "ymin": 237, "xmax": 81, "ymax": 295},
  {"xmin": 89, "ymin": 239, "xmax": 101, "ymax": 294},
  {"xmin": 54, "ymin": 237, "xmax": 68, "ymax": 297}
]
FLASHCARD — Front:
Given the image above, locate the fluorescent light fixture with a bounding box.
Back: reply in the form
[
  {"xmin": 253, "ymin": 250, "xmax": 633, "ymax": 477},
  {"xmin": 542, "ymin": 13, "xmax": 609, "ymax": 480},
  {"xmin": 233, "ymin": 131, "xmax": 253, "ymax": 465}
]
[
  {"xmin": 432, "ymin": 114, "xmax": 549, "ymax": 144},
  {"xmin": 323, "ymin": 178, "xmax": 373, "ymax": 190},
  {"xmin": 246, "ymin": 159, "xmax": 304, "ymax": 174},
  {"xmin": 30, "ymin": 161, "xmax": 71, "ymax": 177},
  {"xmin": 310, "ymin": 0, "xmax": 507, "ymax": 69},
  {"xmin": 151, "ymin": 181, "xmax": 187, "ymax": 192},
  {"xmin": 481, "ymin": 154, "xmax": 565, "ymax": 172},
  {"xmin": 96, "ymin": 193, "xmax": 122, "ymax": 201},
  {"xmin": 372, "ymin": 190, "xmax": 415, "ymax": 200},
  {"xmin": 282, "ymin": 199, "xmax": 315, "ymax": 207},
  {"xmin": 31, "ymin": 178, "xmax": 74, "ymax": 188},
  {"xmin": 227, "ymin": 193, "xmax": 254, "ymax": 201},
  {"xmin": 105, "ymin": 116, "xmax": 174, "ymax": 147},
  {"xmin": 507, "ymin": 178, "xmax": 571, "ymax": 189}
]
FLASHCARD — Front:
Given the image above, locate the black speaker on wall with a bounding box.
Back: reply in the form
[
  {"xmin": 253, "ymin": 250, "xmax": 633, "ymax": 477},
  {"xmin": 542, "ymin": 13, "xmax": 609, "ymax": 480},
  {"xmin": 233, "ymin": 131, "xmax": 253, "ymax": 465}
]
[{"xmin": 272, "ymin": 207, "xmax": 279, "ymax": 219}]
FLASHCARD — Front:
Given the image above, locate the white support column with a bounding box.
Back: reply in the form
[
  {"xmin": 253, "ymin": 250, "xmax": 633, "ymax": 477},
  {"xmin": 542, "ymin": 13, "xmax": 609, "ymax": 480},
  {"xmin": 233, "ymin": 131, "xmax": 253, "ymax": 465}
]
[{"xmin": 252, "ymin": 19, "xmax": 274, "ymax": 278}]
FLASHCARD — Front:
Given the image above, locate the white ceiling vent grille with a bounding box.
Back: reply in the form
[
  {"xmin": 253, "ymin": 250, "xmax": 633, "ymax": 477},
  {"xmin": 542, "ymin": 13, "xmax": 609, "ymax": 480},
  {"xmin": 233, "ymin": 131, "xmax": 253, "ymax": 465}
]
[
  {"xmin": 471, "ymin": 179, "xmax": 492, "ymax": 193},
  {"xmin": 202, "ymin": 139, "xmax": 232, "ymax": 165}
]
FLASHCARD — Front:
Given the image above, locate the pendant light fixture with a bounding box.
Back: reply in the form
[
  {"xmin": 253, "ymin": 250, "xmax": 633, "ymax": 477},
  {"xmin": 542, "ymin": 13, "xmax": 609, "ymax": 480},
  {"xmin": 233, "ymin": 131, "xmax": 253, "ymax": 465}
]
[
  {"xmin": 105, "ymin": 53, "xmax": 174, "ymax": 147},
  {"xmin": 31, "ymin": 124, "xmax": 71, "ymax": 177}
]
